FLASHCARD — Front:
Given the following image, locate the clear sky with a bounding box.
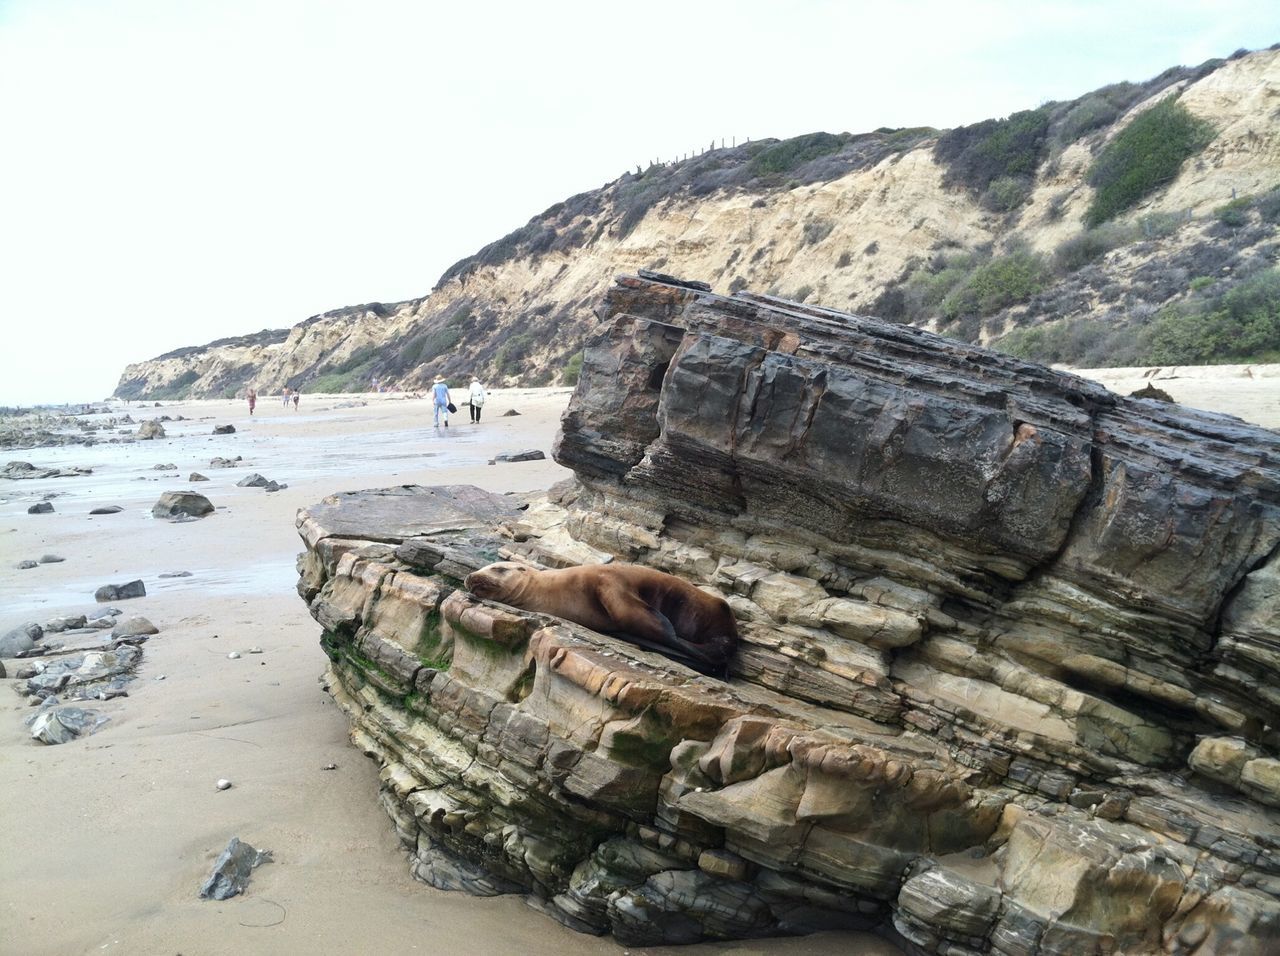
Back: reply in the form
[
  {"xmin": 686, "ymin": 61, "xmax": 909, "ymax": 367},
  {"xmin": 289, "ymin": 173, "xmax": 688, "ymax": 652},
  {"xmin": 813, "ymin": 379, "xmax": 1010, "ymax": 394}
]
[{"xmin": 1, "ymin": 0, "xmax": 1276, "ymax": 405}]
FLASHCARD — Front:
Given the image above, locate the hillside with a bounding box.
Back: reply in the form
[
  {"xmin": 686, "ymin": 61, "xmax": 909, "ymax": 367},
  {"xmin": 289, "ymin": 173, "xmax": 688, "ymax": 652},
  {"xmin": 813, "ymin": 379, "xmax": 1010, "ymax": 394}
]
[{"xmin": 115, "ymin": 46, "xmax": 1280, "ymax": 400}]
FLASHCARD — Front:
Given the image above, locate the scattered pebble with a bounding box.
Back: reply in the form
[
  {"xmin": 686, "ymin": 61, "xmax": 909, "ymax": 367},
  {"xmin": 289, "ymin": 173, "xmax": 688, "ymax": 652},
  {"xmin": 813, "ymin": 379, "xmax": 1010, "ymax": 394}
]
[
  {"xmin": 247, "ymin": 647, "xmax": 263, "ymax": 654},
  {"xmin": 322, "ymin": 763, "xmax": 337, "ymax": 771},
  {"xmin": 215, "ymin": 778, "xmax": 232, "ymax": 791},
  {"xmin": 154, "ymin": 674, "xmax": 166, "ymax": 681},
  {"xmin": 227, "ymin": 651, "xmax": 240, "ymax": 660}
]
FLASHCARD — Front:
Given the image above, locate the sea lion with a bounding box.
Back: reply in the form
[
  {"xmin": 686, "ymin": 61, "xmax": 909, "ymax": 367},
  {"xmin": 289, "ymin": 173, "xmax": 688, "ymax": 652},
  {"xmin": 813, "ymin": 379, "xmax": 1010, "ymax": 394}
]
[{"xmin": 464, "ymin": 562, "xmax": 738, "ymax": 677}]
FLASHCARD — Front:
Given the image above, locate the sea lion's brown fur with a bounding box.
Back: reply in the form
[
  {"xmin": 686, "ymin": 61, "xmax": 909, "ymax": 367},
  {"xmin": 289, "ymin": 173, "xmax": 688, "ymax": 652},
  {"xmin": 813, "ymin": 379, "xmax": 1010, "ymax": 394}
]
[{"xmin": 464, "ymin": 562, "xmax": 738, "ymax": 676}]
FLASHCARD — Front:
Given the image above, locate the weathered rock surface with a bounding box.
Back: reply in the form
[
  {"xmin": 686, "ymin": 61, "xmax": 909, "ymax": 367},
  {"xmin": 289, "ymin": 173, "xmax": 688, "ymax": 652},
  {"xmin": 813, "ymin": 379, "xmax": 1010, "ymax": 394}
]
[
  {"xmin": 89, "ymin": 505, "xmax": 123, "ymax": 515},
  {"xmin": 27, "ymin": 706, "xmax": 109, "ymax": 744},
  {"xmin": 198, "ymin": 837, "xmax": 272, "ymax": 900},
  {"xmin": 189, "ymin": 472, "xmax": 209, "ymax": 481},
  {"xmin": 298, "ymin": 275, "xmax": 1280, "ymax": 952},
  {"xmin": 137, "ymin": 419, "xmax": 165, "ymax": 440},
  {"xmin": 3, "ymin": 461, "xmax": 91, "ymax": 480},
  {"xmin": 208, "ymin": 456, "xmax": 242, "ymax": 468},
  {"xmin": 27, "ymin": 501, "xmax": 54, "ymax": 514},
  {"xmin": 236, "ymin": 473, "xmax": 270, "ymax": 488},
  {"xmin": 151, "ymin": 490, "xmax": 214, "ymax": 518},
  {"xmin": 213, "ymin": 424, "xmax": 236, "ymax": 435},
  {"xmin": 492, "ymin": 449, "xmax": 547, "ymax": 464},
  {"xmin": 95, "ymin": 580, "xmax": 145, "ymax": 602}
]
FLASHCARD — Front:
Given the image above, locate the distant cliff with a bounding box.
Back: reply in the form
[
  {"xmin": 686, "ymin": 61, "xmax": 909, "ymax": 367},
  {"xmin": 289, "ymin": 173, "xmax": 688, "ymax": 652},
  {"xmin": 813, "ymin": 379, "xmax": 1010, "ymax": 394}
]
[{"xmin": 115, "ymin": 46, "xmax": 1280, "ymax": 400}]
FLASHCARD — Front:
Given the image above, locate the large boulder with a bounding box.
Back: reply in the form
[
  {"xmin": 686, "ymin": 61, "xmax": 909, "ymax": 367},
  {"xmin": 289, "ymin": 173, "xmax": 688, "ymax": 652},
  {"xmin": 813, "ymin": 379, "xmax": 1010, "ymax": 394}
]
[
  {"xmin": 152, "ymin": 490, "xmax": 214, "ymax": 518},
  {"xmin": 294, "ymin": 275, "xmax": 1280, "ymax": 953},
  {"xmin": 137, "ymin": 420, "xmax": 165, "ymax": 440}
]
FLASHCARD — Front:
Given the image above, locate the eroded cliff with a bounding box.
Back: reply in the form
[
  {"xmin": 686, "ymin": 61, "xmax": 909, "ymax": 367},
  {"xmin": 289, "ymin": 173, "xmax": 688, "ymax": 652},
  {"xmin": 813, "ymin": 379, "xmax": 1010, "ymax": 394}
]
[
  {"xmin": 120, "ymin": 48, "xmax": 1280, "ymax": 399},
  {"xmin": 297, "ymin": 273, "xmax": 1280, "ymax": 952}
]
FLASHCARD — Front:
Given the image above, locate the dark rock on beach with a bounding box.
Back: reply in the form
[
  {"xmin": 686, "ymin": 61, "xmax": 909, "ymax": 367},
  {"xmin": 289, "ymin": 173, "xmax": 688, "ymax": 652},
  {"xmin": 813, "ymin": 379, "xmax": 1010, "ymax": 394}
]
[
  {"xmin": 236, "ymin": 473, "xmax": 269, "ymax": 488},
  {"xmin": 199, "ymin": 837, "xmax": 273, "ymax": 900},
  {"xmin": 94, "ymin": 580, "xmax": 146, "ymax": 602},
  {"xmin": 213, "ymin": 424, "xmax": 236, "ymax": 435},
  {"xmin": 0, "ymin": 624, "xmax": 42, "ymax": 657},
  {"xmin": 208, "ymin": 456, "xmax": 242, "ymax": 468},
  {"xmin": 189, "ymin": 472, "xmax": 209, "ymax": 481},
  {"xmin": 491, "ymin": 449, "xmax": 546, "ymax": 464},
  {"xmin": 27, "ymin": 501, "xmax": 54, "ymax": 514},
  {"xmin": 3, "ymin": 461, "xmax": 92, "ymax": 480},
  {"xmin": 89, "ymin": 505, "xmax": 124, "ymax": 515},
  {"xmin": 151, "ymin": 490, "xmax": 214, "ymax": 518},
  {"xmin": 137, "ymin": 420, "xmax": 165, "ymax": 440},
  {"xmin": 17, "ymin": 559, "xmax": 38, "ymax": 569}
]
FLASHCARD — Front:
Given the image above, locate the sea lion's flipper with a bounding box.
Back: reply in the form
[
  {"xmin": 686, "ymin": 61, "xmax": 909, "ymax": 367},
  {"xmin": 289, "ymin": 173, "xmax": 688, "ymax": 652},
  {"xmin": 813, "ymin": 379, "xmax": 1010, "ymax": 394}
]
[{"xmin": 596, "ymin": 585, "xmax": 718, "ymax": 665}]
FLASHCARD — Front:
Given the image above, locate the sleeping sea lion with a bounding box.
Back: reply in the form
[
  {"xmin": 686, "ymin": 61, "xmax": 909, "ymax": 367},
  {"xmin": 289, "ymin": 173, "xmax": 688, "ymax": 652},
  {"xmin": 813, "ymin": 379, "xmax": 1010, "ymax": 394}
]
[{"xmin": 464, "ymin": 562, "xmax": 738, "ymax": 678}]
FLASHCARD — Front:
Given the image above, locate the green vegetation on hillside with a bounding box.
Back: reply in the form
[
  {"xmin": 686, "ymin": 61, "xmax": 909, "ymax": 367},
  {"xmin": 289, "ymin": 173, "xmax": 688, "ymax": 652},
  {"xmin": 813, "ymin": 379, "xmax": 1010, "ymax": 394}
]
[
  {"xmin": 1085, "ymin": 97, "xmax": 1215, "ymax": 226},
  {"xmin": 934, "ymin": 109, "xmax": 1050, "ymax": 199},
  {"xmin": 748, "ymin": 132, "xmax": 844, "ymax": 177},
  {"xmin": 995, "ymin": 266, "xmax": 1280, "ymax": 366}
]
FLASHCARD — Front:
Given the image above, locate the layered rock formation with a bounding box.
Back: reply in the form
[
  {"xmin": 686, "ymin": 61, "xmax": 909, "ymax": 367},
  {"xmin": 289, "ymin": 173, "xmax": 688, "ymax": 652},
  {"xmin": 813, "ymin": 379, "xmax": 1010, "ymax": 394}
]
[{"xmin": 298, "ymin": 274, "xmax": 1280, "ymax": 952}]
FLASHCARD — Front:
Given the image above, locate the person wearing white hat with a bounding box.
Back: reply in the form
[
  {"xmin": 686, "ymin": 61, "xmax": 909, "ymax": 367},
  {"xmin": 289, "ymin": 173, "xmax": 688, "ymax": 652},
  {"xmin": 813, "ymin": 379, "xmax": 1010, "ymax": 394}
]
[{"xmin": 431, "ymin": 375, "xmax": 452, "ymax": 427}]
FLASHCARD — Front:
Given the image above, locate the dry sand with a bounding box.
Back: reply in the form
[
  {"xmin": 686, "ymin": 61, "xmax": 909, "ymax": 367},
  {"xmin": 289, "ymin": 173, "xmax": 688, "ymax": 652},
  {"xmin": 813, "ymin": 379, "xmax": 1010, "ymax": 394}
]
[
  {"xmin": 1068, "ymin": 362, "xmax": 1280, "ymax": 429},
  {"xmin": 1, "ymin": 367, "xmax": 1274, "ymax": 954},
  {"xmin": 0, "ymin": 388, "xmax": 901, "ymax": 956}
]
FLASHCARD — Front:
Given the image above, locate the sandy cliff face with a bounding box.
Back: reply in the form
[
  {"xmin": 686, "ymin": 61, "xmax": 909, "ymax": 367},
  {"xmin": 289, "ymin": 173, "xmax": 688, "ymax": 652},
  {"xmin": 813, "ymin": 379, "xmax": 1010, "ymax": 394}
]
[{"xmin": 115, "ymin": 48, "xmax": 1280, "ymax": 399}]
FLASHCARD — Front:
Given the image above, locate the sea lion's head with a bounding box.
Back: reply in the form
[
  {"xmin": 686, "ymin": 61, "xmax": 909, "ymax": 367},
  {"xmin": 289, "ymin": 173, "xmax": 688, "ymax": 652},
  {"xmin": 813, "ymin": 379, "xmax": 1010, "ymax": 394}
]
[{"xmin": 465, "ymin": 561, "xmax": 537, "ymax": 603}]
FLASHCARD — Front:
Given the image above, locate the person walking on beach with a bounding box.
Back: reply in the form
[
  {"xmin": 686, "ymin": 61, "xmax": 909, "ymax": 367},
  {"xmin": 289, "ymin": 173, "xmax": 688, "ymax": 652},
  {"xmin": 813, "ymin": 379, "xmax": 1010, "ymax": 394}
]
[
  {"xmin": 292, "ymin": 390, "xmax": 300, "ymax": 411},
  {"xmin": 247, "ymin": 387, "xmax": 257, "ymax": 416},
  {"xmin": 468, "ymin": 377, "xmax": 486, "ymax": 423},
  {"xmin": 432, "ymin": 375, "xmax": 452, "ymax": 427},
  {"xmin": 282, "ymin": 387, "xmax": 291, "ymax": 407}
]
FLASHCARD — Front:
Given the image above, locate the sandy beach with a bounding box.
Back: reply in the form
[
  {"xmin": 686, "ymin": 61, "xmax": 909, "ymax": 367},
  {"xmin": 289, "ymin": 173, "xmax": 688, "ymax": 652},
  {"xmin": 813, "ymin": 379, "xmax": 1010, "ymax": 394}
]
[
  {"xmin": 0, "ymin": 388, "xmax": 903, "ymax": 956},
  {"xmin": 1, "ymin": 369, "xmax": 1274, "ymax": 955}
]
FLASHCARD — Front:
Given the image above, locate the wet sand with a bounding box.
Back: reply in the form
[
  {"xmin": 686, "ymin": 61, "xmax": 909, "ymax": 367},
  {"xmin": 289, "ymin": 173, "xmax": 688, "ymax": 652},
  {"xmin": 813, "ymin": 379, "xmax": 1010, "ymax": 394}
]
[{"xmin": 0, "ymin": 389, "xmax": 901, "ymax": 956}]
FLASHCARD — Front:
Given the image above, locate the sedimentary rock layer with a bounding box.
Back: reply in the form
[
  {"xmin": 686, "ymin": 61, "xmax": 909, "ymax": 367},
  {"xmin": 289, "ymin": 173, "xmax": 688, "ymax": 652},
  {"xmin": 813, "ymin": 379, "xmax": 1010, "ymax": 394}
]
[{"xmin": 299, "ymin": 276, "xmax": 1280, "ymax": 952}]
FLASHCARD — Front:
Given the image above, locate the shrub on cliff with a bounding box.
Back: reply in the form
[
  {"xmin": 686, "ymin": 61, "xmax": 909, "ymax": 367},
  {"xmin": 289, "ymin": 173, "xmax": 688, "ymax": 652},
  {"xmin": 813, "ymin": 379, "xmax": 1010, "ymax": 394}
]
[
  {"xmin": 1085, "ymin": 98, "xmax": 1214, "ymax": 226},
  {"xmin": 1142, "ymin": 267, "xmax": 1280, "ymax": 364},
  {"xmin": 942, "ymin": 249, "xmax": 1050, "ymax": 319},
  {"xmin": 748, "ymin": 132, "xmax": 843, "ymax": 178},
  {"xmin": 934, "ymin": 108, "xmax": 1050, "ymax": 197}
]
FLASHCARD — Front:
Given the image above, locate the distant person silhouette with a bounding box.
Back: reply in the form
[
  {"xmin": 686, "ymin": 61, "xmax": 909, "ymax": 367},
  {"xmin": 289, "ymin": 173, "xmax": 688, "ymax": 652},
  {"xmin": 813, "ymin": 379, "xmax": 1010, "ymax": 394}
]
[
  {"xmin": 247, "ymin": 387, "xmax": 257, "ymax": 416},
  {"xmin": 432, "ymin": 376, "xmax": 452, "ymax": 427},
  {"xmin": 468, "ymin": 377, "xmax": 486, "ymax": 423},
  {"xmin": 292, "ymin": 391, "xmax": 300, "ymax": 411}
]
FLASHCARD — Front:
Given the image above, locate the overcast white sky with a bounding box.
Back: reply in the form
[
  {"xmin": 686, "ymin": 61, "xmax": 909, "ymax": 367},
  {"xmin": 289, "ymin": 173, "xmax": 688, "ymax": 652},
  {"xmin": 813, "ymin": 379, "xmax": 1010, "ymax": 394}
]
[{"xmin": 1, "ymin": 0, "xmax": 1276, "ymax": 405}]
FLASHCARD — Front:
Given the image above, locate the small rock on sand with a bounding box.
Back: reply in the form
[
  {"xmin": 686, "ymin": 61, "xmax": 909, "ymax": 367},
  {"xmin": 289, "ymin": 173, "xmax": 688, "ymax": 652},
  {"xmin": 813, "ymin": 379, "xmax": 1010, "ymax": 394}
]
[
  {"xmin": 236, "ymin": 473, "xmax": 270, "ymax": 488},
  {"xmin": 27, "ymin": 502, "xmax": 54, "ymax": 514},
  {"xmin": 212, "ymin": 424, "xmax": 236, "ymax": 435},
  {"xmin": 159, "ymin": 571, "xmax": 192, "ymax": 578},
  {"xmin": 227, "ymin": 651, "xmax": 240, "ymax": 659},
  {"xmin": 95, "ymin": 580, "xmax": 146, "ymax": 602},
  {"xmin": 491, "ymin": 449, "xmax": 546, "ymax": 464},
  {"xmin": 137, "ymin": 420, "xmax": 165, "ymax": 440},
  {"xmin": 151, "ymin": 490, "xmax": 214, "ymax": 518},
  {"xmin": 501, "ymin": 409, "xmax": 521, "ymax": 416},
  {"xmin": 0, "ymin": 624, "xmax": 41, "ymax": 657},
  {"xmin": 39, "ymin": 554, "xmax": 65, "ymax": 563},
  {"xmin": 189, "ymin": 472, "xmax": 209, "ymax": 481},
  {"xmin": 216, "ymin": 778, "xmax": 232, "ymax": 790},
  {"xmin": 89, "ymin": 505, "xmax": 124, "ymax": 515},
  {"xmin": 111, "ymin": 616, "xmax": 159, "ymax": 638},
  {"xmin": 17, "ymin": 559, "xmax": 38, "ymax": 569}
]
